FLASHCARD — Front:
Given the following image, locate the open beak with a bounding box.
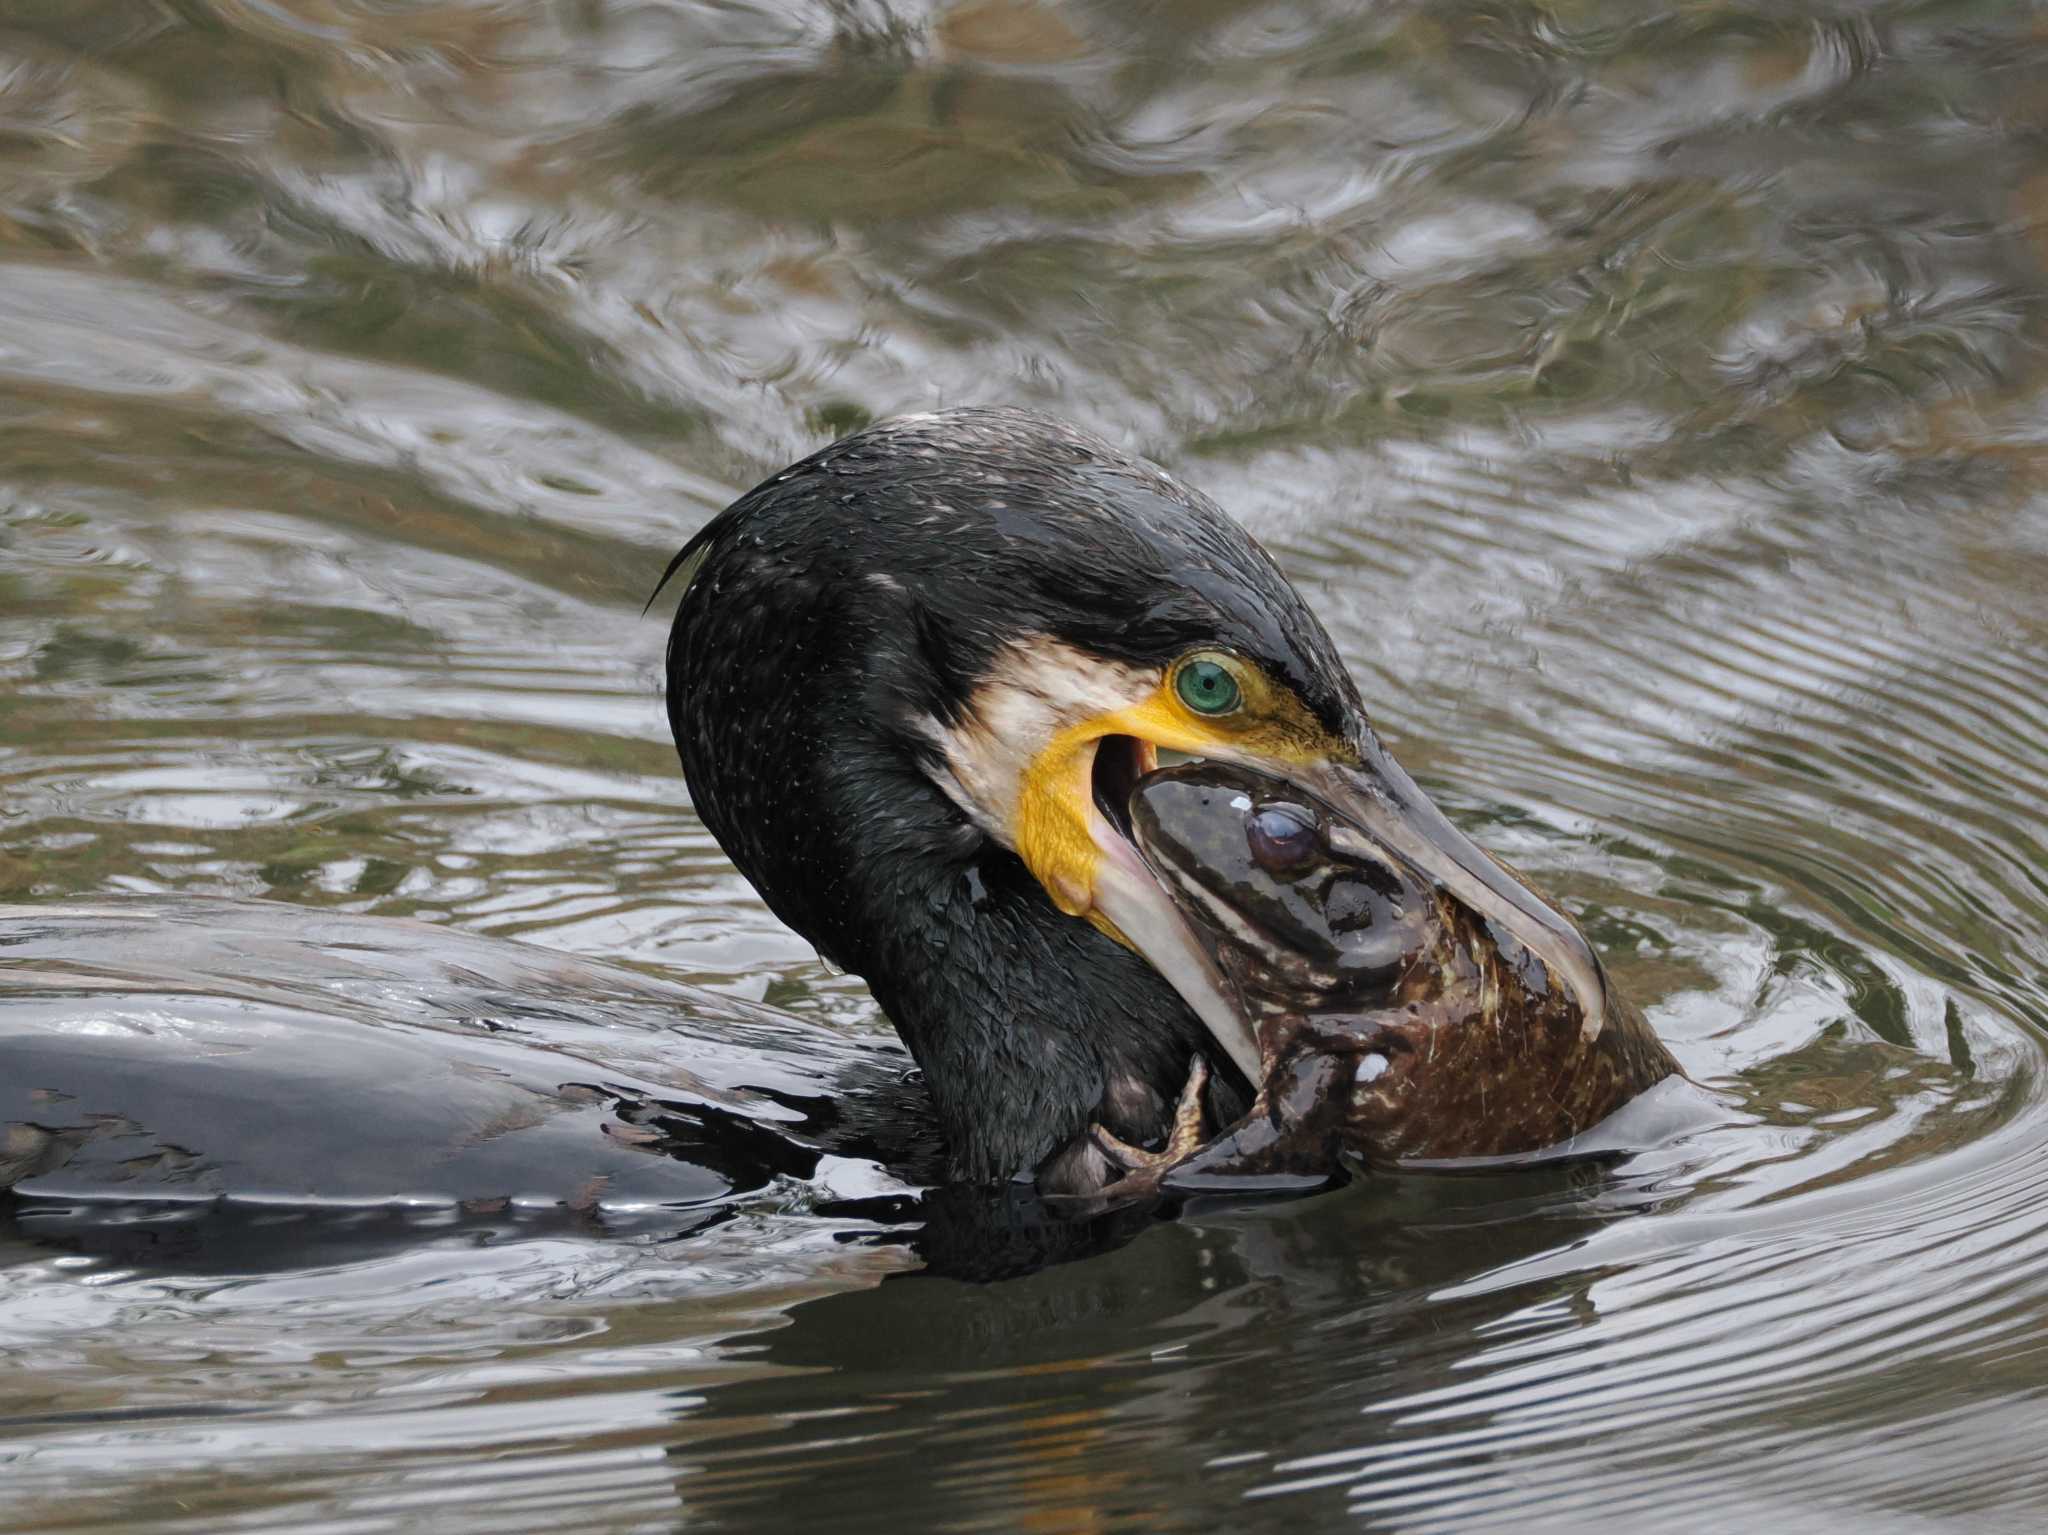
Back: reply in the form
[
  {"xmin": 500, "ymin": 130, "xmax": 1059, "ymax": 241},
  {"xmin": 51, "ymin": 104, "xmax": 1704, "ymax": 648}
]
[
  {"xmin": 1084, "ymin": 736, "xmax": 1266, "ymax": 1083},
  {"xmin": 1083, "ymin": 731, "xmax": 1610, "ymax": 1083}
]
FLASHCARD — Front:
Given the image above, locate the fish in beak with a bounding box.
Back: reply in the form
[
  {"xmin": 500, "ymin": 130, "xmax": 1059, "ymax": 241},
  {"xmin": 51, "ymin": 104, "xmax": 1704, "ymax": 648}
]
[
  {"xmin": 1091, "ymin": 755, "xmax": 1679, "ymax": 1182},
  {"xmin": 949, "ymin": 635, "xmax": 1625, "ymax": 1115},
  {"xmin": 1079, "ymin": 725, "xmax": 1614, "ymax": 1090}
]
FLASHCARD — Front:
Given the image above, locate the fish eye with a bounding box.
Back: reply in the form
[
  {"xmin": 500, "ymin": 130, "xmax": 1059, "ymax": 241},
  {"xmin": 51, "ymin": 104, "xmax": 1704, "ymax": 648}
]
[
  {"xmin": 1174, "ymin": 654, "xmax": 1243, "ymax": 716},
  {"xmin": 1246, "ymin": 802, "xmax": 1318, "ymax": 874}
]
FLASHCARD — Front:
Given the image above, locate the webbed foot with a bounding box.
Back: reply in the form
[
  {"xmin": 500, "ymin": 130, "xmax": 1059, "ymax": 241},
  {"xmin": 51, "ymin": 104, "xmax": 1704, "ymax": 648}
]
[{"xmin": 1089, "ymin": 1056, "xmax": 1209, "ymax": 1198}]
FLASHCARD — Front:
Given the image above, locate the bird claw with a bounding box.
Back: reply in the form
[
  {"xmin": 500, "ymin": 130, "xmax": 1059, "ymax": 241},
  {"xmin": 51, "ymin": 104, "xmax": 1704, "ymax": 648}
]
[{"xmin": 1089, "ymin": 1056, "xmax": 1210, "ymax": 1197}]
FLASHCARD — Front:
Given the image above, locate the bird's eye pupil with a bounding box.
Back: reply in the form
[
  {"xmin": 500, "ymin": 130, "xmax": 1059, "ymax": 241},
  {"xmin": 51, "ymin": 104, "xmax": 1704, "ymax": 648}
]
[{"xmin": 1176, "ymin": 658, "xmax": 1241, "ymax": 715}]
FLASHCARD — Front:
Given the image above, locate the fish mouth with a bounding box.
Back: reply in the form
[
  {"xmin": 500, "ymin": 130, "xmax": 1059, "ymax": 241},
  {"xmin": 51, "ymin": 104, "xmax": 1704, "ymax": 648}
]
[{"xmin": 1084, "ymin": 733, "xmax": 1610, "ymax": 1088}]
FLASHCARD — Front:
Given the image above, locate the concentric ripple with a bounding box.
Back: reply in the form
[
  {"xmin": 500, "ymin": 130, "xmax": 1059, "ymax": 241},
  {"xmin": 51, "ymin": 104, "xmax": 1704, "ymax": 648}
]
[{"xmin": 3, "ymin": 1, "xmax": 2048, "ymax": 1531}]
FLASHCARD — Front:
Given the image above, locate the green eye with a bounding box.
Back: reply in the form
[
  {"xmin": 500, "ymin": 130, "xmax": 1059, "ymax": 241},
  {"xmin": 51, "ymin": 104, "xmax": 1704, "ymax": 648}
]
[{"xmin": 1175, "ymin": 656, "xmax": 1242, "ymax": 716}]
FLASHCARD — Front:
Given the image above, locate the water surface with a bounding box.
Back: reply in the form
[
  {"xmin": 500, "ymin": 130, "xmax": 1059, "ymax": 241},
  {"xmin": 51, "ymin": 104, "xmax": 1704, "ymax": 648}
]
[{"xmin": 3, "ymin": 2, "xmax": 2048, "ymax": 1530}]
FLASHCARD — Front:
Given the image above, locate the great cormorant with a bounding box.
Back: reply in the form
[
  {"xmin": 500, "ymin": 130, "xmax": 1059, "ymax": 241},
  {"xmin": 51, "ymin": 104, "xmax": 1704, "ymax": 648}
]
[
  {"xmin": 0, "ymin": 407, "xmax": 1623, "ymax": 1236},
  {"xmin": 658, "ymin": 407, "xmax": 1612, "ymax": 1195}
]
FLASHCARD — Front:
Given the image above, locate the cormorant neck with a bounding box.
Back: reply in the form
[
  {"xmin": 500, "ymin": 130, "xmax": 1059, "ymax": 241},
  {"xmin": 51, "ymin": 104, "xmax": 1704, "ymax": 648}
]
[
  {"xmin": 668, "ymin": 587, "xmax": 1233, "ymax": 1184},
  {"xmin": 658, "ymin": 414, "xmax": 1271, "ymax": 1187},
  {"xmin": 854, "ymin": 838, "xmax": 1224, "ymax": 1186}
]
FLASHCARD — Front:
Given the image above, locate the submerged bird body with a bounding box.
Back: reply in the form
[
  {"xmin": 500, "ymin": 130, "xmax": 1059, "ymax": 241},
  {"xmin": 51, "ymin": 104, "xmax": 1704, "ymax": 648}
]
[{"xmin": 0, "ymin": 900, "xmax": 939, "ymax": 1223}]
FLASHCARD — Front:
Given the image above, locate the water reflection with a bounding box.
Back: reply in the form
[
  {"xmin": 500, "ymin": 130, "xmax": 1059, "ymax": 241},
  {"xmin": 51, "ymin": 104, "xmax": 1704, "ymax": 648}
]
[{"xmin": 3, "ymin": 0, "xmax": 2048, "ymax": 1529}]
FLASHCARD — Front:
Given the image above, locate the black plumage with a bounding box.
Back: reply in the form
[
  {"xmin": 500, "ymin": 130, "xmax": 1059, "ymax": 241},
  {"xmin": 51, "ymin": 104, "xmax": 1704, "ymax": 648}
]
[{"xmin": 661, "ymin": 407, "xmax": 1373, "ymax": 1187}]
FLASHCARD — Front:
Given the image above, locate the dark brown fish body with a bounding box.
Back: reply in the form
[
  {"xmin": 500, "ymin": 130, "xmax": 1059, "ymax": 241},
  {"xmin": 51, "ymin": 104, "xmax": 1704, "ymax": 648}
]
[{"xmin": 1125, "ymin": 764, "xmax": 1677, "ymax": 1182}]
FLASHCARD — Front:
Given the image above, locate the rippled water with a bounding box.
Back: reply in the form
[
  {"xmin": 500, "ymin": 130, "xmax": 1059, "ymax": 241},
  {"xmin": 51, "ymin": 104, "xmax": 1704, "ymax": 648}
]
[{"xmin": 3, "ymin": 2, "xmax": 2047, "ymax": 1529}]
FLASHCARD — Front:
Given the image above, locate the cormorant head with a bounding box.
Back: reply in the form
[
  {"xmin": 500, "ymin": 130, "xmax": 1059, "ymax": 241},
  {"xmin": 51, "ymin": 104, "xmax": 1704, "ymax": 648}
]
[{"xmin": 658, "ymin": 407, "xmax": 1605, "ymax": 1186}]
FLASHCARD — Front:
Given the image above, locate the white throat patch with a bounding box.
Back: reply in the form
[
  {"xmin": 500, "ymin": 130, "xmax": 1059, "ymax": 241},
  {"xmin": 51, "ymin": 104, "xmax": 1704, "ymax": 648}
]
[{"xmin": 916, "ymin": 635, "xmax": 1159, "ymax": 843}]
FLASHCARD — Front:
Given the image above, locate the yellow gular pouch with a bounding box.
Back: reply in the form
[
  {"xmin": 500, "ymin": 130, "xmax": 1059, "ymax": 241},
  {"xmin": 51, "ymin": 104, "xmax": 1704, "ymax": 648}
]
[{"xmin": 1010, "ymin": 650, "xmax": 1343, "ymax": 947}]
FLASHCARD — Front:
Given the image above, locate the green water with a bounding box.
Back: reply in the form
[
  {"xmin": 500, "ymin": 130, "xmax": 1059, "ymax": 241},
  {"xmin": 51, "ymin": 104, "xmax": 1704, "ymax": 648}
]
[{"xmin": 3, "ymin": 2, "xmax": 2048, "ymax": 1529}]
